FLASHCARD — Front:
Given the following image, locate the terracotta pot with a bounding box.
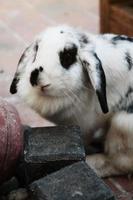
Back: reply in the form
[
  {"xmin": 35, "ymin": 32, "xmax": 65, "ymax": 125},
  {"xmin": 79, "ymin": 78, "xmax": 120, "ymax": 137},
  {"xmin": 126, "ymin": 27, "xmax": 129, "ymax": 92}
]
[{"xmin": 0, "ymin": 98, "xmax": 23, "ymax": 183}]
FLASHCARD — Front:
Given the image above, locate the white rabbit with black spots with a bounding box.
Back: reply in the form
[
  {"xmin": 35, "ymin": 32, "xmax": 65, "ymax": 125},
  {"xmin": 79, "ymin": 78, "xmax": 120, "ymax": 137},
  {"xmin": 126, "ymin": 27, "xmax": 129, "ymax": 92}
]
[{"xmin": 10, "ymin": 25, "xmax": 133, "ymax": 177}]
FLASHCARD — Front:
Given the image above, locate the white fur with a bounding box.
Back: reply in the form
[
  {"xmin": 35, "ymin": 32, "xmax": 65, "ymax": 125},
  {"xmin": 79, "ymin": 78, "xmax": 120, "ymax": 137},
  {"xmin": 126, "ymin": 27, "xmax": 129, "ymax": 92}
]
[{"xmin": 11, "ymin": 25, "xmax": 133, "ymax": 177}]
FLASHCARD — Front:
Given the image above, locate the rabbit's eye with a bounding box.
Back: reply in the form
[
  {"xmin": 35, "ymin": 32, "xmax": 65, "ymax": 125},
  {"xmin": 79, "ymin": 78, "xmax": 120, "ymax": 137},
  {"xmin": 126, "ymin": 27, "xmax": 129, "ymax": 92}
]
[{"xmin": 59, "ymin": 44, "xmax": 77, "ymax": 69}]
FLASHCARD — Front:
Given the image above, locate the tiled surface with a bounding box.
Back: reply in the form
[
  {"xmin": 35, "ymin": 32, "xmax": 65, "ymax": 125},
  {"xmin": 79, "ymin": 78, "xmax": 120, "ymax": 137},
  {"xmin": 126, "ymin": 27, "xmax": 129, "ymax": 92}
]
[{"xmin": 0, "ymin": 0, "xmax": 133, "ymax": 199}]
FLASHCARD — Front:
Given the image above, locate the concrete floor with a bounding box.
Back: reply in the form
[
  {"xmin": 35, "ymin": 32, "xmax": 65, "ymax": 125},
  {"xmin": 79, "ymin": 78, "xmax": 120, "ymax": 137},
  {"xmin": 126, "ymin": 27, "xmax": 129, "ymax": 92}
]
[{"xmin": 0, "ymin": 0, "xmax": 133, "ymax": 199}]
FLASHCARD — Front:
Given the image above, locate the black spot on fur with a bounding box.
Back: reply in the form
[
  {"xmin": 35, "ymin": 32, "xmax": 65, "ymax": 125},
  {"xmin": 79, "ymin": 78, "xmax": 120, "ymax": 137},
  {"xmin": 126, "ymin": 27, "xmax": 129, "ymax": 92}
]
[
  {"xmin": 18, "ymin": 42, "xmax": 39, "ymax": 66},
  {"xmin": 81, "ymin": 53, "xmax": 108, "ymax": 113},
  {"xmin": 18, "ymin": 47, "xmax": 29, "ymax": 66},
  {"xmin": 112, "ymin": 87, "xmax": 133, "ymax": 113},
  {"xmin": 112, "ymin": 35, "xmax": 133, "ymax": 44},
  {"xmin": 127, "ymin": 104, "xmax": 133, "ymax": 113},
  {"xmin": 39, "ymin": 66, "xmax": 43, "ymax": 72},
  {"xmin": 93, "ymin": 53, "xmax": 109, "ymax": 114},
  {"xmin": 80, "ymin": 34, "xmax": 88, "ymax": 44},
  {"xmin": 60, "ymin": 31, "xmax": 64, "ymax": 34},
  {"xmin": 125, "ymin": 87, "xmax": 133, "ymax": 98},
  {"xmin": 59, "ymin": 44, "xmax": 77, "ymax": 69},
  {"xmin": 125, "ymin": 52, "xmax": 133, "ymax": 71},
  {"xmin": 10, "ymin": 74, "xmax": 20, "ymax": 94},
  {"xmin": 33, "ymin": 43, "xmax": 39, "ymax": 63},
  {"xmin": 18, "ymin": 43, "xmax": 39, "ymax": 66},
  {"xmin": 79, "ymin": 34, "xmax": 89, "ymax": 48},
  {"xmin": 30, "ymin": 68, "xmax": 39, "ymax": 86}
]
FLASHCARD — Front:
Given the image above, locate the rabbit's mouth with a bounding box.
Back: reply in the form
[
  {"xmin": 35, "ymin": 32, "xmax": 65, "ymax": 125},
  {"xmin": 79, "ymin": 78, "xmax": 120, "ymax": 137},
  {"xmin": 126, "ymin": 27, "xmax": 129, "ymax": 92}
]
[
  {"xmin": 40, "ymin": 84, "xmax": 51, "ymax": 96},
  {"xmin": 41, "ymin": 84, "xmax": 51, "ymax": 92}
]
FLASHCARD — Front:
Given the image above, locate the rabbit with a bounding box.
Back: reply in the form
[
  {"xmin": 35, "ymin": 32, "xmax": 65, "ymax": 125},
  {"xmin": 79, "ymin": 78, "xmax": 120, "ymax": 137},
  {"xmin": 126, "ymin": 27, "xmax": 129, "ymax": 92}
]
[{"xmin": 10, "ymin": 25, "xmax": 133, "ymax": 177}]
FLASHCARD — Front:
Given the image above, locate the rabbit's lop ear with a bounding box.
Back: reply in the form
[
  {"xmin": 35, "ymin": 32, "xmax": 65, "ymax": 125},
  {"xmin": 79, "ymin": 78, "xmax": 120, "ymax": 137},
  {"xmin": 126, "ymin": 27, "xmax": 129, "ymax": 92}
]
[
  {"xmin": 80, "ymin": 51, "xmax": 109, "ymax": 114},
  {"xmin": 10, "ymin": 42, "xmax": 39, "ymax": 94},
  {"xmin": 10, "ymin": 72, "xmax": 20, "ymax": 94}
]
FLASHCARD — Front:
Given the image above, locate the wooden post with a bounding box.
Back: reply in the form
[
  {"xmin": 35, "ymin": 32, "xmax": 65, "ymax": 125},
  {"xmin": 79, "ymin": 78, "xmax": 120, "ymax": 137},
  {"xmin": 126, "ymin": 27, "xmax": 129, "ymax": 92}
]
[
  {"xmin": 99, "ymin": 0, "xmax": 111, "ymax": 33},
  {"xmin": 99, "ymin": 0, "xmax": 130, "ymax": 34}
]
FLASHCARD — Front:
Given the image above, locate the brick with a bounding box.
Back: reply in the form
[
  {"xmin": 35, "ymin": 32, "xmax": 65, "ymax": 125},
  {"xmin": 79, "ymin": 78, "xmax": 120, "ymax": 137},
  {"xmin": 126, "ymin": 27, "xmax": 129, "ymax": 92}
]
[
  {"xmin": 30, "ymin": 161, "xmax": 115, "ymax": 200},
  {"xmin": 20, "ymin": 126, "xmax": 85, "ymax": 184}
]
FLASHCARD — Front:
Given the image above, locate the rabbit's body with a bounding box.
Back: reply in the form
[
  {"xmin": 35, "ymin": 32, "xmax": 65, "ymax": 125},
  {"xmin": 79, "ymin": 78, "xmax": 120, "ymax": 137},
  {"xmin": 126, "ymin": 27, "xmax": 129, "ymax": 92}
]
[{"xmin": 10, "ymin": 25, "xmax": 133, "ymax": 177}]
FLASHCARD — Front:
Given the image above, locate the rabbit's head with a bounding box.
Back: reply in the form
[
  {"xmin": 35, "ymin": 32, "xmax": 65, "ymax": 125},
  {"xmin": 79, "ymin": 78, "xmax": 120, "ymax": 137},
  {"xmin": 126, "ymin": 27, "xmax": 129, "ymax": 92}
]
[{"xmin": 10, "ymin": 25, "xmax": 108, "ymax": 115}]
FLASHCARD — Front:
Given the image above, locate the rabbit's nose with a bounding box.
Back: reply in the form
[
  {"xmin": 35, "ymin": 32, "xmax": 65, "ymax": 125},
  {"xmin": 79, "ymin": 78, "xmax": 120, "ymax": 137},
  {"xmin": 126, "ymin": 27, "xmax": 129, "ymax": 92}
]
[{"xmin": 30, "ymin": 67, "xmax": 43, "ymax": 86}]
